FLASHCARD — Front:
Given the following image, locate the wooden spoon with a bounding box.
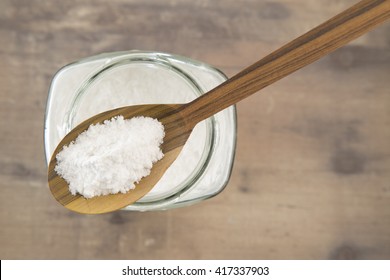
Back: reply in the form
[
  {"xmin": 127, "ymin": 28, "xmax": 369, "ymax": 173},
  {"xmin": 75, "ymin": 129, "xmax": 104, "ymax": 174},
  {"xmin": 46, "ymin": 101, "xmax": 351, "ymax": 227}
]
[{"xmin": 48, "ymin": 0, "xmax": 390, "ymax": 214}]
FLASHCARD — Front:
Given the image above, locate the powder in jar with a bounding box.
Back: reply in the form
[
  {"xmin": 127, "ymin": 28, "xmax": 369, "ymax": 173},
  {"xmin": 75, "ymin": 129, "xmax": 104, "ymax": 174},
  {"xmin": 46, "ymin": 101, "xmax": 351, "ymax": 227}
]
[{"xmin": 54, "ymin": 115, "xmax": 165, "ymax": 198}]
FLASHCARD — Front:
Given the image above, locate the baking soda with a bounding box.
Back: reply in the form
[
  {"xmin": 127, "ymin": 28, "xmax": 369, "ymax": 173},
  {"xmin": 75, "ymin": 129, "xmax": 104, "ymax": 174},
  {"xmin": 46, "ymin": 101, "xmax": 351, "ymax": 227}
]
[
  {"xmin": 55, "ymin": 116, "xmax": 165, "ymax": 198},
  {"xmin": 71, "ymin": 66, "xmax": 208, "ymax": 202}
]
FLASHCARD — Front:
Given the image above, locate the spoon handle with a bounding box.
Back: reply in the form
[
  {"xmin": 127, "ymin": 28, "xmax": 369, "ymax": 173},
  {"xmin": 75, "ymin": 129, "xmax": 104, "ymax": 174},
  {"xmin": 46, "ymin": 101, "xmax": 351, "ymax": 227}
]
[{"xmin": 182, "ymin": 0, "xmax": 390, "ymax": 124}]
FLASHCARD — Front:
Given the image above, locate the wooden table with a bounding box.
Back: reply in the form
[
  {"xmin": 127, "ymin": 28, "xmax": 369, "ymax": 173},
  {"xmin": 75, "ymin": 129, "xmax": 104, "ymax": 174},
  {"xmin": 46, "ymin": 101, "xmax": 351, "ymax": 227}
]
[{"xmin": 0, "ymin": 0, "xmax": 389, "ymax": 259}]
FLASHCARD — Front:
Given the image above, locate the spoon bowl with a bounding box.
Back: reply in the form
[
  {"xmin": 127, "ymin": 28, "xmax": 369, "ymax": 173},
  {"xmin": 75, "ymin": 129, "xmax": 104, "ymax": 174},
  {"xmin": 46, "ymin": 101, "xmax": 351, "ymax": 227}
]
[
  {"xmin": 48, "ymin": 104, "xmax": 193, "ymax": 214},
  {"xmin": 48, "ymin": 0, "xmax": 390, "ymax": 214}
]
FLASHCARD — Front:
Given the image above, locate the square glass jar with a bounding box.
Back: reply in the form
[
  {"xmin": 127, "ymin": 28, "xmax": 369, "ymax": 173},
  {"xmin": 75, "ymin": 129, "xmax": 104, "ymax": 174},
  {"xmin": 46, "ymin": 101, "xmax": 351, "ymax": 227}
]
[{"xmin": 44, "ymin": 51, "xmax": 236, "ymax": 211}]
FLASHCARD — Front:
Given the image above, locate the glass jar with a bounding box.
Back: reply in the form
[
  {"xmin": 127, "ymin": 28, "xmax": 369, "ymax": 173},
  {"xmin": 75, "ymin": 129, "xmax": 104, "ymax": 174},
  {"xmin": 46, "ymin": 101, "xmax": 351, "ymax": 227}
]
[{"xmin": 44, "ymin": 51, "xmax": 236, "ymax": 211}]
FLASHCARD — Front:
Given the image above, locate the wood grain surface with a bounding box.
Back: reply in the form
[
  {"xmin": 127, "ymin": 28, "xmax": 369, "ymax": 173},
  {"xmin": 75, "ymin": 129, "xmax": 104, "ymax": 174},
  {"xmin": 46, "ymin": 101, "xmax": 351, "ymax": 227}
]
[{"xmin": 0, "ymin": 0, "xmax": 389, "ymax": 259}]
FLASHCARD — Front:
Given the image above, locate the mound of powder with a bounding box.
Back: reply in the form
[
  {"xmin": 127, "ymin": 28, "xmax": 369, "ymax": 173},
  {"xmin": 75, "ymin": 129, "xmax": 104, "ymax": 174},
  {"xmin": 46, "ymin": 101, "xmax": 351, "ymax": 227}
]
[{"xmin": 55, "ymin": 115, "xmax": 165, "ymax": 198}]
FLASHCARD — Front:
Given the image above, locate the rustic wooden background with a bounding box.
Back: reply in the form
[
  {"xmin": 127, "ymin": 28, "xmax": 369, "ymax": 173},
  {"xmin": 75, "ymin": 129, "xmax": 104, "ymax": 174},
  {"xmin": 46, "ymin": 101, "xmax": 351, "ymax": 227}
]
[{"xmin": 0, "ymin": 0, "xmax": 389, "ymax": 259}]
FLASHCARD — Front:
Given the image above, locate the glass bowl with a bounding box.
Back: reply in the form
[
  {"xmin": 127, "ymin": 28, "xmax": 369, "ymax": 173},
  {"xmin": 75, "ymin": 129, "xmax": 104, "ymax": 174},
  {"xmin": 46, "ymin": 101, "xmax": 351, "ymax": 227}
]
[{"xmin": 44, "ymin": 51, "xmax": 237, "ymax": 211}]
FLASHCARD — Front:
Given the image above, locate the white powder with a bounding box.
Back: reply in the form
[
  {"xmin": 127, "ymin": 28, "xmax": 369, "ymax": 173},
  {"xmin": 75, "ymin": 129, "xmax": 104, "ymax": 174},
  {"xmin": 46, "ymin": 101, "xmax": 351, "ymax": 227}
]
[
  {"xmin": 71, "ymin": 66, "xmax": 209, "ymax": 202},
  {"xmin": 55, "ymin": 116, "xmax": 165, "ymax": 198}
]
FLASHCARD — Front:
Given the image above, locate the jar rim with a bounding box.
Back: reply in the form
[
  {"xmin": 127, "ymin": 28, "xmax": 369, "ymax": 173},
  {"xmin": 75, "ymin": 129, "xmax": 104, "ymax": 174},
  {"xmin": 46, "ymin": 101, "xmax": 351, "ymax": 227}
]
[{"xmin": 71, "ymin": 52, "xmax": 216, "ymax": 205}]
